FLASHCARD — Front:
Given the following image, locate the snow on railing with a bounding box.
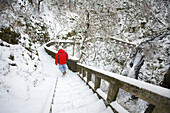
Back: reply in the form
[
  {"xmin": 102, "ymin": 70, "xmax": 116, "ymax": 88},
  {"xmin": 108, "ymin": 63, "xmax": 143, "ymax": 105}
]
[
  {"xmin": 85, "ymin": 37, "xmax": 136, "ymax": 47},
  {"xmin": 77, "ymin": 63, "xmax": 170, "ymax": 113}
]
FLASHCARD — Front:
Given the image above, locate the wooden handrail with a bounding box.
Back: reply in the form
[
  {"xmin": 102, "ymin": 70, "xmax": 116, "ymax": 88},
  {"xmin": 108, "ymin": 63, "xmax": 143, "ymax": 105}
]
[
  {"xmin": 77, "ymin": 63, "xmax": 170, "ymax": 113},
  {"xmin": 85, "ymin": 37, "xmax": 136, "ymax": 47},
  {"xmin": 44, "ymin": 40, "xmax": 170, "ymax": 113}
]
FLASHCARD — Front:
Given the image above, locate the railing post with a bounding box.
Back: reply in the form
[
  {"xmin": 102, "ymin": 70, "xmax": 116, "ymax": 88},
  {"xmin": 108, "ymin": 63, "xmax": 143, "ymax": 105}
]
[
  {"xmin": 83, "ymin": 68, "xmax": 86, "ymax": 78},
  {"xmin": 94, "ymin": 74, "xmax": 101, "ymax": 91},
  {"xmin": 106, "ymin": 83, "xmax": 119, "ymax": 103},
  {"xmin": 87, "ymin": 70, "xmax": 92, "ymax": 83},
  {"xmin": 79, "ymin": 66, "xmax": 82, "ymax": 75},
  {"xmin": 77, "ymin": 66, "xmax": 79, "ymax": 74}
]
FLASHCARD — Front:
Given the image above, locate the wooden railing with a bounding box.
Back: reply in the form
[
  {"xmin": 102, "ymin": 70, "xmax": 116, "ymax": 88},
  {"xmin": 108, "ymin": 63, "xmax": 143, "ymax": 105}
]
[
  {"xmin": 44, "ymin": 41, "xmax": 170, "ymax": 113},
  {"xmin": 77, "ymin": 63, "xmax": 170, "ymax": 113},
  {"xmin": 86, "ymin": 37, "xmax": 136, "ymax": 48}
]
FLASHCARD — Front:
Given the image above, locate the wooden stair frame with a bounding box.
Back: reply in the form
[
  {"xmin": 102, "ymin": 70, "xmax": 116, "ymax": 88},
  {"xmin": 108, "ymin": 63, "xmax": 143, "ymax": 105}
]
[{"xmin": 77, "ymin": 63, "xmax": 170, "ymax": 113}]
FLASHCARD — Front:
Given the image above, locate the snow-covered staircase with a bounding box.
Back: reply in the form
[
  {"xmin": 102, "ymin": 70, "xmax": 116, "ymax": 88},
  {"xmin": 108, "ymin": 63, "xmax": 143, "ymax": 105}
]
[
  {"xmin": 44, "ymin": 43, "xmax": 170, "ymax": 113},
  {"xmin": 51, "ymin": 71, "xmax": 113, "ymax": 113}
]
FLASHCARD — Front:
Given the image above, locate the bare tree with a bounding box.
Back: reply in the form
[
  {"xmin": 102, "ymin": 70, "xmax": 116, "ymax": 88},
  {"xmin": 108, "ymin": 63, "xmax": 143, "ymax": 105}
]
[{"xmin": 0, "ymin": 0, "xmax": 15, "ymax": 14}]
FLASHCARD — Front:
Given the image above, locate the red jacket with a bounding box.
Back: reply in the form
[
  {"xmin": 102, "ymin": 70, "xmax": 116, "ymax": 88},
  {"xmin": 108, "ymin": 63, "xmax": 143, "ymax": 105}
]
[{"xmin": 55, "ymin": 49, "xmax": 68, "ymax": 65}]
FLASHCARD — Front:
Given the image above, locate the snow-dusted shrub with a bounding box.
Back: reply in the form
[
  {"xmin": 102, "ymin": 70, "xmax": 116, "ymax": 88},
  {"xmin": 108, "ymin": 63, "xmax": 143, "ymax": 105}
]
[{"xmin": 0, "ymin": 27, "xmax": 21, "ymax": 44}]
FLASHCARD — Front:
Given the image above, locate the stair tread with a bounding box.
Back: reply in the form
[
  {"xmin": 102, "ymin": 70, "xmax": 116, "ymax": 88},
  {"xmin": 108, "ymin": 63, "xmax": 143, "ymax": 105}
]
[
  {"xmin": 52, "ymin": 73, "xmax": 107, "ymax": 113},
  {"xmin": 52, "ymin": 94, "xmax": 98, "ymax": 112},
  {"xmin": 100, "ymin": 107, "xmax": 114, "ymax": 113},
  {"xmin": 54, "ymin": 89, "xmax": 94, "ymax": 104},
  {"xmin": 55, "ymin": 85, "xmax": 90, "ymax": 97},
  {"xmin": 55, "ymin": 99, "xmax": 106, "ymax": 113}
]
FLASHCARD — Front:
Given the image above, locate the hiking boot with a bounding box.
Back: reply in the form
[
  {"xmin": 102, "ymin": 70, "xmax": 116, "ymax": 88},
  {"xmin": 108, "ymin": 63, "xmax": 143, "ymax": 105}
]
[
  {"xmin": 62, "ymin": 71, "xmax": 66, "ymax": 75},
  {"xmin": 64, "ymin": 71, "xmax": 66, "ymax": 75}
]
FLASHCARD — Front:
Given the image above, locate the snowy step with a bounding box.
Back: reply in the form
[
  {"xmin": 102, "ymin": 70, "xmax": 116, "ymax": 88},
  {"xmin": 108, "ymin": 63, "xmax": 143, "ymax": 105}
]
[
  {"xmin": 55, "ymin": 83, "xmax": 87, "ymax": 94},
  {"xmin": 57, "ymin": 82, "xmax": 85, "ymax": 90},
  {"xmin": 52, "ymin": 102, "xmax": 72, "ymax": 113},
  {"xmin": 52, "ymin": 94, "xmax": 99, "ymax": 113},
  {"xmin": 100, "ymin": 107, "xmax": 114, "ymax": 113},
  {"xmin": 86, "ymin": 99, "xmax": 106, "ymax": 113},
  {"xmin": 110, "ymin": 101, "xmax": 129, "ymax": 113},
  {"xmin": 60, "ymin": 82, "xmax": 86, "ymax": 88},
  {"xmin": 54, "ymin": 85, "xmax": 90, "ymax": 97},
  {"xmin": 54, "ymin": 89, "xmax": 94, "ymax": 104},
  {"xmin": 57, "ymin": 76, "xmax": 83, "ymax": 83},
  {"xmin": 57, "ymin": 78, "xmax": 85, "ymax": 86},
  {"xmin": 56, "ymin": 99, "xmax": 106, "ymax": 113},
  {"xmin": 56, "ymin": 79, "xmax": 86, "ymax": 90},
  {"xmin": 72, "ymin": 93, "xmax": 99, "ymax": 108}
]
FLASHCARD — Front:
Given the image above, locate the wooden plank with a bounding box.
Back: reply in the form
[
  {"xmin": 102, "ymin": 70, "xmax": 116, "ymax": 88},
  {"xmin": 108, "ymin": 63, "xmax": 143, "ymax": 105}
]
[
  {"xmin": 83, "ymin": 69, "xmax": 86, "ymax": 77},
  {"xmin": 87, "ymin": 70, "xmax": 92, "ymax": 83},
  {"xmin": 121, "ymin": 82, "xmax": 170, "ymax": 111},
  {"xmin": 107, "ymin": 83, "xmax": 119, "ymax": 103},
  {"xmin": 94, "ymin": 75, "xmax": 101, "ymax": 91},
  {"xmin": 77, "ymin": 64, "xmax": 170, "ymax": 112}
]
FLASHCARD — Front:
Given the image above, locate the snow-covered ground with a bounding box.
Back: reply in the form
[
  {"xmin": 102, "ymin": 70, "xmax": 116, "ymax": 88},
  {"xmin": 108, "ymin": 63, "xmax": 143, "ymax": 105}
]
[{"xmin": 0, "ymin": 42, "xmax": 59, "ymax": 113}]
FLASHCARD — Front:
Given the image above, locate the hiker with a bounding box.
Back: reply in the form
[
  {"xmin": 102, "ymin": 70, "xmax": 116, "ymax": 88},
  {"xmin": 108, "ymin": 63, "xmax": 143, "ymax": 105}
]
[{"xmin": 55, "ymin": 48, "xmax": 68, "ymax": 75}]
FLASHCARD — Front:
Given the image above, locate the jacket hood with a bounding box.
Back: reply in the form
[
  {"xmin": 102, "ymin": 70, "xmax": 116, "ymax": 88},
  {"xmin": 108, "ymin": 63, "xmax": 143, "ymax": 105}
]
[{"xmin": 58, "ymin": 49, "xmax": 65, "ymax": 53}]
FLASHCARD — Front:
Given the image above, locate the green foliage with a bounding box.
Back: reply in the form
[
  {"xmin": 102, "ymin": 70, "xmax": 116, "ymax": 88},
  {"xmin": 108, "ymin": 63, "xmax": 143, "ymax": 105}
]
[{"xmin": 0, "ymin": 27, "xmax": 21, "ymax": 44}]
